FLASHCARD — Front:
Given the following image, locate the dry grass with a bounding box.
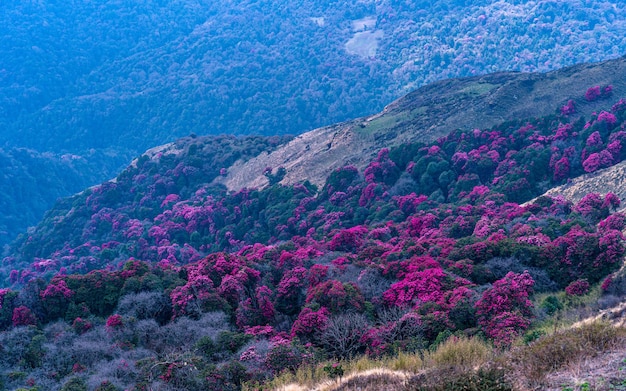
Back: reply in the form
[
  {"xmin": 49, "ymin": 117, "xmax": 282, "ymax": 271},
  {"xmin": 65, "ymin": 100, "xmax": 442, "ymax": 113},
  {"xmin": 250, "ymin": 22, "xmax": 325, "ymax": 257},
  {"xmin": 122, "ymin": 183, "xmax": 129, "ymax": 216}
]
[
  {"xmin": 260, "ymin": 336, "xmax": 493, "ymax": 391},
  {"xmin": 257, "ymin": 322, "xmax": 626, "ymax": 391},
  {"xmin": 426, "ymin": 335, "xmax": 492, "ymax": 369},
  {"xmin": 511, "ymin": 321, "xmax": 626, "ymax": 388},
  {"xmin": 258, "ymin": 355, "xmax": 420, "ymax": 391}
]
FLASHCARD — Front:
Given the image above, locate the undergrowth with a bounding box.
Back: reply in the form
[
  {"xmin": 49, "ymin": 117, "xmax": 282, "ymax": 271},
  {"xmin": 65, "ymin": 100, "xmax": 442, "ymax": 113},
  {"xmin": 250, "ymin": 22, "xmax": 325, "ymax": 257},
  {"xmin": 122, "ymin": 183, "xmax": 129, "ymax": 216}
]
[{"xmin": 257, "ymin": 321, "xmax": 626, "ymax": 391}]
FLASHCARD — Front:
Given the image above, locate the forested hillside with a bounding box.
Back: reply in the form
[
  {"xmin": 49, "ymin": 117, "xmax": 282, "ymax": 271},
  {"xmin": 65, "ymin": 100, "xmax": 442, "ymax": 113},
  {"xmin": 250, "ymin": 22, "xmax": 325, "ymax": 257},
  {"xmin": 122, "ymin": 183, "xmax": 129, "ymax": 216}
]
[
  {"xmin": 0, "ymin": 86, "xmax": 625, "ymax": 390},
  {"xmin": 2, "ymin": 0, "xmax": 625, "ymax": 151},
  {"xmin": 0, "ymin": 149, "xmax": 130, "ymax": 247},
  {"xmin": 1, "ymin": 0, "xmax": 626, "ymax": 246}
]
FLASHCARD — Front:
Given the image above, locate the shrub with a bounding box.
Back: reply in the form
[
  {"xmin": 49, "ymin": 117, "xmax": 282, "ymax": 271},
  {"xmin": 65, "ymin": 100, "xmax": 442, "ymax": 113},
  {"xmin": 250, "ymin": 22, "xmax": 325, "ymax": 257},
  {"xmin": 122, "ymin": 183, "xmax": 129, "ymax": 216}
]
[
  {"xmin": 539, "ymin": 296, "xmax": 562, "ymax": 316},
  {"xmin": 322, "ymin": 363, "xmax": 344, "ymax": 380},
  {"xmin": 216, "ymin": 331, "xmax": 253, "ymax": 354},
  {"xmin": 60, "ymin": 377, "xmax": 88, "ymax": 391},
  {"xmin": 319, "ymin": 313, "xmax": 370, "ymax": 359}
]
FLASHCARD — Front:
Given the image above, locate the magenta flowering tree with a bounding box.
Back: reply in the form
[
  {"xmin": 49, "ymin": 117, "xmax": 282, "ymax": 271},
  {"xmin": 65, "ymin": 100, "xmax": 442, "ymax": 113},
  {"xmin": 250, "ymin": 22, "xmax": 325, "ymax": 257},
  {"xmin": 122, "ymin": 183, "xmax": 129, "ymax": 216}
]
[
  {"xmin": 276, "ymin": 266, "xmax": 308, "ymax": 315},
  {"xmin": 560, "ymin": 99, "xmax": 576, "ymax": 116},
  {"xmin": 308, "ymin": 264, "xmax": 329, "ymax": 287},
  {"xmin": 363, "ymin": 148, "xmax": 400, "ymax": 186},
  {"xmin": 598, "ymin": 213, "xmax": 626, "ymax": 232},
  {"xmin": 598, "ymin": 111, "xmax": 618, "ymax": 127},
  {"xmin": 106, "ymin": 313, "xmax": 123, "ymax": 329},
  {"xmin": 324, "ymin": 165, "xmax": 359, "ymax": 195},
  {"xmin": 170, "ymin": 274, "xmax": 219, "ymax": 317},
  {"xmin": 40, "ymin": 277, "xmax": 74, "ymax": 321},
  {"xmin": 291, "ymin": 307, "xmax": 330, "ymax": 339},
  {"xmin": 236, "ymin": 285, "xmax": 275, "ymax": 328},
  {"xmin": 603, "ymin": 192, "xmax": 621, "ymax": 209},
  {"xmin": 475, "ymin": 271, "xmax": 534, "ymax": 346},
  {"xmin": 583, "ymin": 151, "xmax": 614, "ymax": 173},
  {"xmin": 585, "ymin": 131, "xmax": 603, "ymax": 151},
  {"xmin": 305, "ymin": 280, "xmax": 364, "ymax": 314},
  {"xmin": 574, "ymin": 193, "xmax": 611, "ymax": 222},
  {"xmin": 12, "ymin": 306, "xmax": 37, "ymax": 327},
  {"xmin": 328, "ymin": 226, "xmax": 369, "ymax": 252},
  {"xmin": 585, "ymin": 86, "xmax": 602, "ymax": 101},
  {"xmin": 553, "ymin": 156, "xmax": 570, "ymax": 181},
  {"xmin": 585, "ymin": 85, "xmax": 613, "ymax": 102},
  {"xmin": 565, "ymin": 279, "xmax": 590, "ymax": 296},
  {"xmin": 383, "ymin": 267, "xmax": 448, "ymax": 308}
]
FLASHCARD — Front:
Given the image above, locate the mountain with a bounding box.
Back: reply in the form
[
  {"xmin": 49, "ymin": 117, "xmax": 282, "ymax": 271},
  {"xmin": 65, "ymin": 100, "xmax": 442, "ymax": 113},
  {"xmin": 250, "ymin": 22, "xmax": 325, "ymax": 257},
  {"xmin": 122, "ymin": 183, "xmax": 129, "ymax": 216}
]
[
  {"xmin": 5, "ymin": 55, "xmax": 626, "ymax": 280},
  {"xmin": 1, "ymin": 57, "xmax": 626, "ymax": 389},
  {"xmin": 3, "ymin": 0, "xmax": 625, "ymax": 153},
  {"xmin": 1, "ymin": 0, "xmax": 626, "ymax": 247}
]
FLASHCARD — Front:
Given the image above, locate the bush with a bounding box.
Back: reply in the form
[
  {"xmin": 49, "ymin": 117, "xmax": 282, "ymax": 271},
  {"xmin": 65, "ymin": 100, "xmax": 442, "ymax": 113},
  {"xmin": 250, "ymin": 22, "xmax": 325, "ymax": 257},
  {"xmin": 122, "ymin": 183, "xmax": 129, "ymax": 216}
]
[
  {"xmin": 60, "ymin": 377, "xmax": 88, "ymax": 391},
  {"xmin": 319, "ymin": 313, "xmax": 370, "ymax": 359},
  {"xmin": 540, "ymin": 296, "xmax": 562, "ymax": 316}
]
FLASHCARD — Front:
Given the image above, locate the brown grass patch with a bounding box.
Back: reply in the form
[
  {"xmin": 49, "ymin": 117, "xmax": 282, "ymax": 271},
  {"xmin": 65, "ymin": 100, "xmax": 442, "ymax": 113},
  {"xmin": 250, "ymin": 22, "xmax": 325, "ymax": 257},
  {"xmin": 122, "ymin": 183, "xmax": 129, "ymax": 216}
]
[{"xmin": 512, "ymin": 321, "xmax": 626, "ymax": 388}]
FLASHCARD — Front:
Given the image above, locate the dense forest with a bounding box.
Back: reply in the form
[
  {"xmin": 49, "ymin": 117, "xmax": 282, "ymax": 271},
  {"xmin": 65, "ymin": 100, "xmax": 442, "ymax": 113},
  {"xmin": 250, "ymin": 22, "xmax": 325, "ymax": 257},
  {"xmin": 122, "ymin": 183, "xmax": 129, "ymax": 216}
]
[
  {"xmin": 0, "ymin": 148, "xmax": 131, "ymax": 248},
  {"xmin": 1, "ymin": 0, "xmax": 625, "ymax": 246},
  {"xmin": 0, "ymin": 88, "xmax": 624, "ymax": 390},
  {"xmin": 2, "ymin": 0, "xmax": 625, "ymax": 151}
]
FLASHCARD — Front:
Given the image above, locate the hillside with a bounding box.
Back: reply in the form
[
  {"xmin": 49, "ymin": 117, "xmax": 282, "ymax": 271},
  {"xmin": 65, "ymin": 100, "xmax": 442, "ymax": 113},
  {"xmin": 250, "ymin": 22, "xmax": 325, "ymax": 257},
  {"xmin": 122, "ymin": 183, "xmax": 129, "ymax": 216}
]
[
  {"xmin": 2, "ymin": 0, "xmax": 626, "ymax": 248},
  {"xmin": 0, "ymin": 149, "xmax": 131, "ymax": 247},
  {"xmin": 1, "ymin": 64, "xmax": 626, "ymax": 389},
  {"xmin": 3, "ymin": 0, "xmax": 626, "ymax": 153},
  {"xmin": 218, "ymin": 55, "xmax": 626, "ymax": 191}
]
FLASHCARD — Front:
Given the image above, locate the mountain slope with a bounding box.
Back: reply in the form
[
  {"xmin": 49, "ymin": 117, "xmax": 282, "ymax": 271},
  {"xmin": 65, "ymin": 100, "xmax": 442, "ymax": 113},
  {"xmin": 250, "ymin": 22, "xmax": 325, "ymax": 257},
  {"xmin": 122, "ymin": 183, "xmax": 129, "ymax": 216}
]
[
  {"xmin": 1, "ymin": 60, "xmax": 626, "ymax": 390},
  {"xmin": 217, "ymin": 54, "xmax": 626, "ymax": 191},
  {"xmin": 2, "ymin": 0, "xmax": 626, "ymax": 249}
]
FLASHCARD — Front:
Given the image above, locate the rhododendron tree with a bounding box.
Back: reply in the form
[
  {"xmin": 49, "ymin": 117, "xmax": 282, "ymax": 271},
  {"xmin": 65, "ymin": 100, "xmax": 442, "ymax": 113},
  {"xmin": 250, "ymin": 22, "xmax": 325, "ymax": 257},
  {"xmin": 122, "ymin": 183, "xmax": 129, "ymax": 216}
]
[
  {"xmin": 306, "ymin": 280, "xmax": 364, "ymax": 314},
  {"xmin": 291, "ymin": 307, "xmax": 330, "ymax": 338},
  {"xmin": 565, "ymin": 279, "xmax": 590, "ymax": 296},
  {"xmin": 560, "ymin": 99, "xmax": 576, "ymax": 115},
  {"xmin": 12, "ymin": 305, "xmax": 37, "ymax": 327},
  {"xmin": 276, "ymin": 266, "xmax": 308, "ymax": 315},
  {"xmin": 585, "ymin": 85, "xmax": 602, "ymax": 101},
  {"xmin": 40, "ymin": 277, "xmax": 74, "ymax": 320},
  {"xmin": 475, "ymin": 271, "xmax": 534, "ymax": 345},
  {"xmin": 236, "ymin": 286, "xmax": 276, "ymax": 328},
  {"xmin": 106, "ymin": 313, "xmax": 123, "ymax": 329},
  {"xmin": 553, "ymin": 156, "xmax": 570, "ymax": 181},
  {"xmin": 328, "ymin": 226, "xmax": 369, "ymax": 252}
]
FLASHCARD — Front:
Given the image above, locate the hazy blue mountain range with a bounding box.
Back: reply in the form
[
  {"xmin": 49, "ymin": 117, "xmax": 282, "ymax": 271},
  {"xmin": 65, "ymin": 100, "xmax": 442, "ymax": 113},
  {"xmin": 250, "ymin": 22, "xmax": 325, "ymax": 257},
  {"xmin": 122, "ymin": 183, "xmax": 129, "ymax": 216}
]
[{"xmin": 1, "ymin": 0, "xmax": 625, "ymax": 245}]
